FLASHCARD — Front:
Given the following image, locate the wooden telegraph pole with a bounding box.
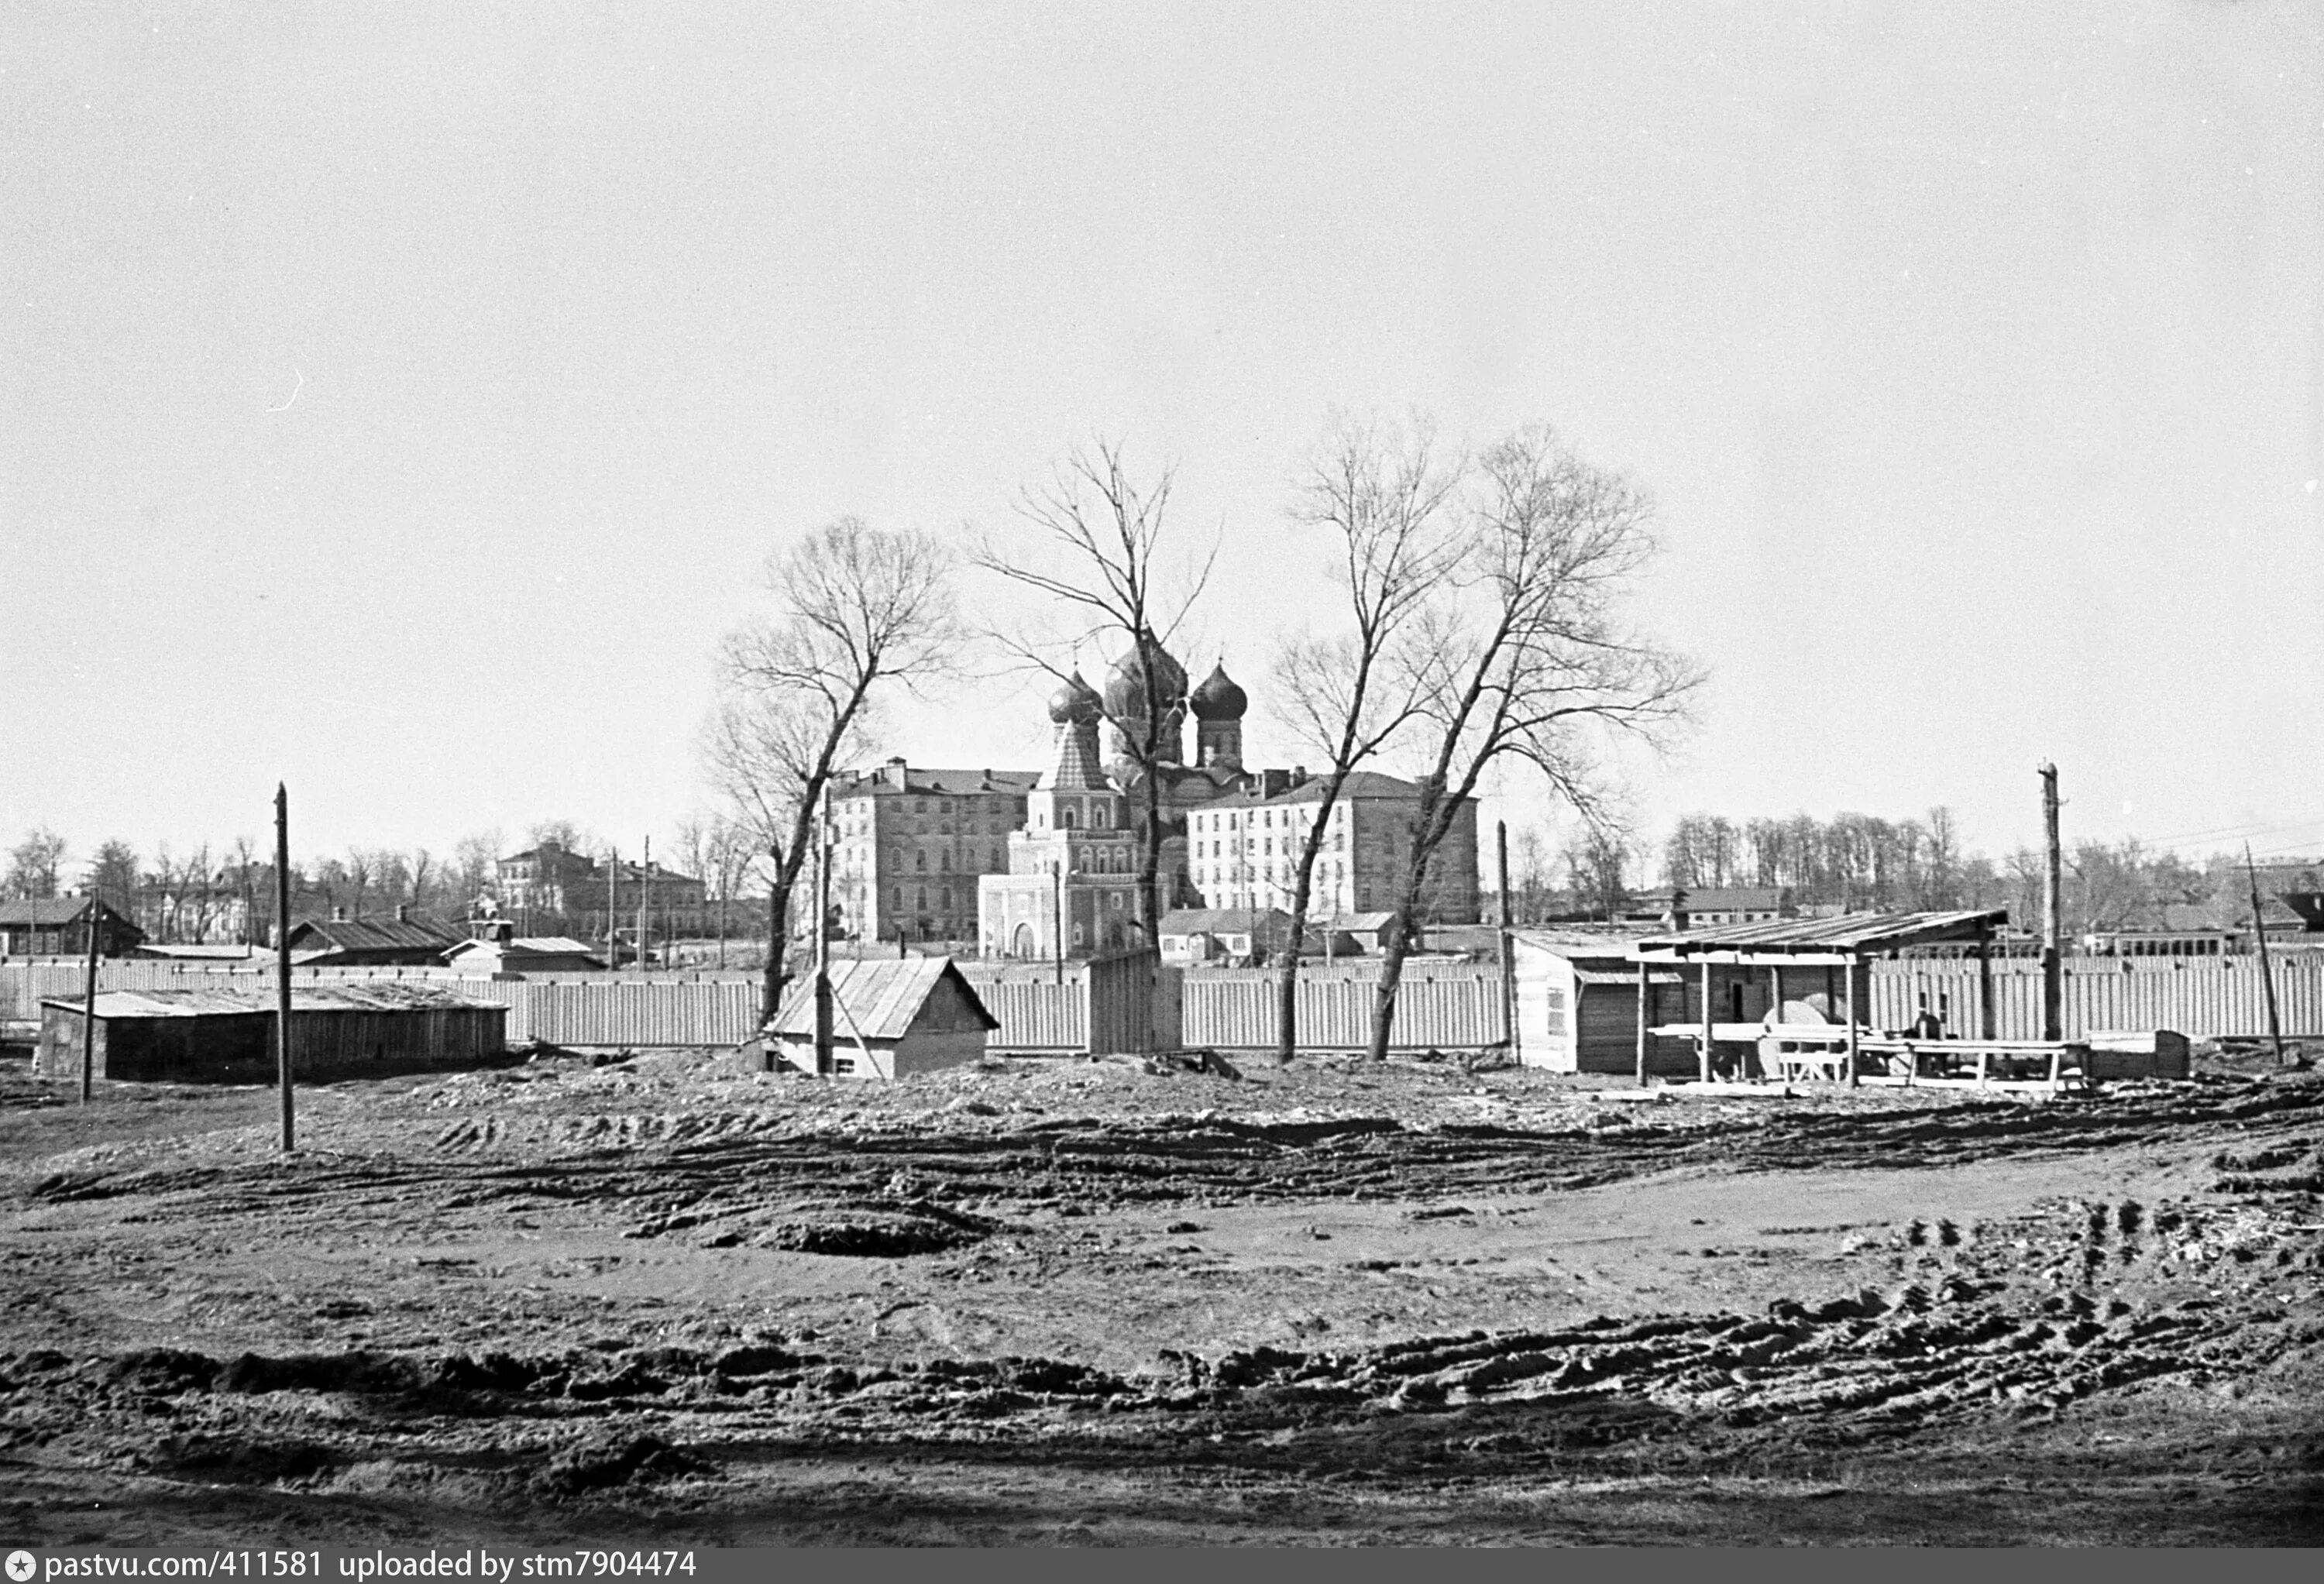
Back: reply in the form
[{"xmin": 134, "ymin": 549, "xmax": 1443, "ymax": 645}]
[
  {"xmin": 2039, "ymin": 763, "xmax": 2064, "ymax": 1043},
  {"xmin": 2246, "ymin": 844, "xmax": 2288, "ymax": 1066},
  {"xmin": 274, "ymin": 783, "xmax": 295, "ymax": 1153},
  {"xmin": 606, "ymin": 845, "xmax": 621, "ymax": 968},
  {"xmin": 638, "ymin": 835, "xmax": 651, "ymax": 974},
  {"xmin": 1496, "ymin": 820, "xmax": 1515, "ymax": 1061},
  {"xmin": 78, "ymin": 893, "xmax": 101, "ymax": 1103},
  {"xmin": 813, "ymin": 788, "xmax": 834, "ymax": 1075}
]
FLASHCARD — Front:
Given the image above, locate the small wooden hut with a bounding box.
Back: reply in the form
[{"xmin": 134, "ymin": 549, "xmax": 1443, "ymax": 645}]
[{"xmin": 768, "ymin": 957, "xmax": 999, "ymax": 1080}]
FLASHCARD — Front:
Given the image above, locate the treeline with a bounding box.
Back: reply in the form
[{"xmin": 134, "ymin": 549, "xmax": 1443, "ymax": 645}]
[
  {"xmin": 4, "ymin": 817, "xmax": 765, "ymax": 946},
  {"xmin": 1499, "ymin": 807, "xmax": 2317, "ymax": 940}
]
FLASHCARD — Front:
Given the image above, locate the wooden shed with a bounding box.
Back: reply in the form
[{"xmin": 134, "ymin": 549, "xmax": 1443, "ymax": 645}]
[
  {"xmin": 769, "ymin": 957, "xmax": 999, "ymax": 1080},
  {"xmin": 34, "ymin": 983, "xmax": 507, "ymax": 1084},
  {"xmin": 1509, "ymin": 929, "xmax": 1762, "ymax": 1076}
]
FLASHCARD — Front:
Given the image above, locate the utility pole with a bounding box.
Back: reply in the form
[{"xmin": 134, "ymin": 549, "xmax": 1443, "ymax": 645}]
[
  {"xmin": 2039, "ymin": 762, "xmax": 2063, "ymax": 1043},
  {"xmin": 638, "ymin": 835, "xmax": 651, "ymax": 975},
  {"xmin": 1052, "ymin": 862, "xmax": 1064, "ymax": 984},
  {"xmin": 606, "ymin": 845, "xmax": 620, "ymax": 968},
  {"xmin": 1497, "ymin": 819, "xmax": 1515, "ymax": 1060},
  {"xmin": 813, "ymin": 788, "xmax": 834, "ymax": 1075},
  {"xmin": 274, "ymin": 783, "xmax": 295, "ymax": 1153},
  {"xmin": 2246, "ymin": 844, "xmax": 2287, "ymax": 1065},
  {"xmin": 78, "ymin": 892, "xmax": 101, "ymax": 1104}
]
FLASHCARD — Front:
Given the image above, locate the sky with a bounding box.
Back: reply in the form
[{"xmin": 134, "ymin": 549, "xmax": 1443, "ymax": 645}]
[{"xmin": 3, "ymin": 1, "xmax": 2319, "ymax": 881}]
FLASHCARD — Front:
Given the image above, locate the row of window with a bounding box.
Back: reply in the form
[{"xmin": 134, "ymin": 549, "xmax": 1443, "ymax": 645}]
[{"xmin": 1191, "ymin": 804, "xmax": 1346, "ymax": 834}]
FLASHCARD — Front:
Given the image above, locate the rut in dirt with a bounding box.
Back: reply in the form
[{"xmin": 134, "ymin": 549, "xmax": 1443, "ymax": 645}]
[{"xmin": 19, "ymin": 1078, "xmax": 2320, "ymax": 1254}]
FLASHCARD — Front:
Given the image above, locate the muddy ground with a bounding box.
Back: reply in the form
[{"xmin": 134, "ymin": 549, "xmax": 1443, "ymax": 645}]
[{"xmin": 0, "ymin": 1045, "xmax": 2319, "ymax": 1545}]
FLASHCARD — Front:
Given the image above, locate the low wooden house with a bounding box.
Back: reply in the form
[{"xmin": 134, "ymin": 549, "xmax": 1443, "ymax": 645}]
[
  {"xmin": 1157, "ymin": 909, "xmax": 1294, "ymax": 965},
  {"xmin": 441, "ymin": 927, "xmax": 607, "ymax": 974},
  {"xmin": 0, "ymin": 898, "xmax": 144, "ymax": 958},
  {"xmin": 768, "ymin": 957, "xmax": 999, "ymax": 1080},
  {"xmin": 34, "ymin": 982, "xmax": 506, "ymax": 1084}
]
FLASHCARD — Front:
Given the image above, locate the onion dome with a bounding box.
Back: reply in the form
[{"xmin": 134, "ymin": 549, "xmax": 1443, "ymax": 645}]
[
  {"xmin": 1102, "ymin": 638, "xmax": 1188, "ymax": 719},
  {"xmin": 1188, "ymin": 661, "xmax": 1247, "ymax": 722},
  {"xmin": 1047, "ymin": 670, "xmax": 1102, "ymax": 725}
]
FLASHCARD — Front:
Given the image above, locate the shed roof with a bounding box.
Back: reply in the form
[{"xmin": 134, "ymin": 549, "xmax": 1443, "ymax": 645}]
[
  {"xmin": 285, "ymin": 916, "xmax": 462, "ymax": 953},
  {"xmin": 1159, "ymin": 908, "xmax": 1291, "ymax": 936},
  {"xmin": 1631, "ymin": 909, "xmax": 2009, "ymax": 961},
  {"xmin": 0, "ymin": 897, "xmax": 130, "ymax": 928},
  {"xmin": 43, "ymin": 982, "xmax": 503, "ymax": 1019},
  {"xmin": 769, "ymin": 957, "xmax": 999, "ymax": 1041}
]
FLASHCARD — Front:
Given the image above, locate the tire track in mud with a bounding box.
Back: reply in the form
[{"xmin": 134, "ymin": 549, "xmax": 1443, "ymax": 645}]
[
  {"xmin": 23, "ymin": 1080, "xmax": 2321, "ymax": 1253},
  {"xmin": 12, "ymin": 1194, "xmax": 2318, "ymax": 1499}
]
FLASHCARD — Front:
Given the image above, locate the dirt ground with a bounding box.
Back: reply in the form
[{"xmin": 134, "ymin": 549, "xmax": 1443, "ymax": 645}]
[{"xmin": 0, "ymin": 1043, "xmax": 2319, "ymax": 1546}]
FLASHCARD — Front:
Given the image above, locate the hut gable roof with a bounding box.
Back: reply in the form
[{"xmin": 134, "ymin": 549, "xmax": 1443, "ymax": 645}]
[{"xmin": 770, "ymin": 957, "xmax": 999, "ymax": 1040}]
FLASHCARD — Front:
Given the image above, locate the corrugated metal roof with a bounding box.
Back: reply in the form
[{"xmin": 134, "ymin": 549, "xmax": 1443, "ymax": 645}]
[
  {"xmin": 1631, "ymin": 909, "xmax": 2009, "ymax": 957},
  {"xmin": 43, "ymin": 983, "xmax": 503, "ymax": 1018},
  {"xmin": 770, "ymin": 957, "xmax": 999, "ymax": 1039}
]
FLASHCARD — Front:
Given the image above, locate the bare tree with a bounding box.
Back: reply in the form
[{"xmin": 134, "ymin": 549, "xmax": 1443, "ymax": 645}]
[
  {"xmin": 84, "ymin": 840, "xmax": 139, "ymax": 916},
  {"xmin": 406, "ymin": 849, "xmax": 435, "ymax": 912},
  {"xmin": 5, "ymin": 828, "xmax": 67, "ymax": 899},
  {"xmin": 971, "ymin": 439, "xmax": 1217, "ymax": 947},
  {"xmin": 1267, "ymin": 414, "xmax": 1459, "ymax": 1063},
  {"xmin": 1367, "ymin": 424, "xmax": 1701, "ymax": 1060},
  {"xmin": 453, "ymin": 831, "xmax": 501, "ymax": 916},
  {"xmin": 345, "ymin": 848, "xmax": 376, "ymax": 919},
  {"xmin": 704, "ymin": 515, "xmax": 964, "ymax": 1022},
  {"xmin": 527, "ymin": 819, "xmax": 588, "ymax": 853}
]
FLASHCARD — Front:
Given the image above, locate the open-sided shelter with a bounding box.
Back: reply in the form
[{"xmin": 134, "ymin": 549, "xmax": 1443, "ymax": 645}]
[
  {"xmin": 769, "ymin": 956, "xmax": 999, "ymax": 1080},
  {"xmin": 1628, "ymin": 909, "xmax": 2011, "ymax": 1084}
]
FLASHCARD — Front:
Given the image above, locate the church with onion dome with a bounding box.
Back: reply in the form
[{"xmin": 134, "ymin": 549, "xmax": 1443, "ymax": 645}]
[{"xmin": 975, "ymin": 635, "xmax": 1480, "ymax": 962}]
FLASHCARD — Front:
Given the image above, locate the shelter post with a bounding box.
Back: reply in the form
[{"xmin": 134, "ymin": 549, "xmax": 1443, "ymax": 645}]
[
  {"xmin": 1843, "ymin": 953, "xmax": 1861, "ymax": 1088},
  {"xmin": 77, "ymin": 896, "xmax": 98, "ymax": 1105},
  {"xmin": 1976, "ymin": 924, "xmax": 1996, "ymax": 1040},
  {"xmin": 1634, "ymin": 960, "xmax": 1648, "ymax": 1087},
  {"xmin": 1698, "ymin": 959, "xmax": 1713, "ymax": 1082}
]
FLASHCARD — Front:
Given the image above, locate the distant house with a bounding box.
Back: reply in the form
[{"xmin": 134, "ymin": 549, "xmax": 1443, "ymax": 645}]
[
  {"xmin": 283, "ymin": 909, "xmax": 463, "ymax": 967},
  {"xmin": 1157, "ymin": 908, "xmax": 1294, "ymax": 965},
  {"xmin": 0, "ymin": 898, "xmax": 145, "ymax": 958},
  {"xmin": 441, "ymin": 926, "xmax": 607, "ymax": 974},
  {"xmin": 767, "ymin": 957, "xmax": 999, "ymax": 1080},
  {"xmin": 1621, "ymin": 886, "xmax": 1791, "ymax": 929},
  {"xmin": 1319, "ymin": 912, "xmax": 1399, "ymax": 953},
  {"xmin": 34, "ymin": 982, "xmax": 506, "ymax": 1084}
]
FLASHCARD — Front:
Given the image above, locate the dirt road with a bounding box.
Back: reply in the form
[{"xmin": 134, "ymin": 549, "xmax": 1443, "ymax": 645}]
[{"xmin": 0, "ymin": 1050, "xmax": 2318, "ymax": 1544}]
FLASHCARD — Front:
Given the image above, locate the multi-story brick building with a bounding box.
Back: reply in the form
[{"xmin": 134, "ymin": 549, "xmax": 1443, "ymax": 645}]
[
  {"xmin": 829, "ymin": 758, "xmax": 1042, "ymax": 945},
  {"xmin": 1184, "ymin": 770, "xmax": 1481, "ymax": 926}
]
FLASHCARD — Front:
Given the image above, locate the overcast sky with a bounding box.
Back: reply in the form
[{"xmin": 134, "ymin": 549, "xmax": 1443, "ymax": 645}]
[{"xmin": 4, "ymin": 2, "xmax": 2319, "ymax": 878}]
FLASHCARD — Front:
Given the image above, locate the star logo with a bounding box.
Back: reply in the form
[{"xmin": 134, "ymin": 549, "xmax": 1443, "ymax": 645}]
[{"xmin": 5, "ymin": 1551, "xmax": 36, "ymax": 1582}]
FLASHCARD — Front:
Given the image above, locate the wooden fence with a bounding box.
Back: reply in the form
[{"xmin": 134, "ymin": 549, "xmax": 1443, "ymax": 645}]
[
  {"xmin": 9, "ymin": 952, "xmax": 2323, "ymax": 1055},
  {"xmin": 1182, "ymin": 968, "xmax": 1508, "ymax": 1051}
]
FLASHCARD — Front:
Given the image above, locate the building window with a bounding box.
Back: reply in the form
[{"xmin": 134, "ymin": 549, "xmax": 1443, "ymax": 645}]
[{"xmin": 915, "ymin": 850, "xmax": 927, "ymax": 871}]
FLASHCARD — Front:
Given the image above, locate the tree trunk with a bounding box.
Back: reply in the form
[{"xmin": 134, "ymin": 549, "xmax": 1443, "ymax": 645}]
[
  {"xmin": 1367, "ymin": 905, "xmax": 1415, "ymax": 1063},
  {"xmin": 1274, "ymin": 826, "xmax": 1328, "ymax": 1066},
  {"xmin": 761, "ymin": 876, "xmax": 791, "ymax": 1027}
]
